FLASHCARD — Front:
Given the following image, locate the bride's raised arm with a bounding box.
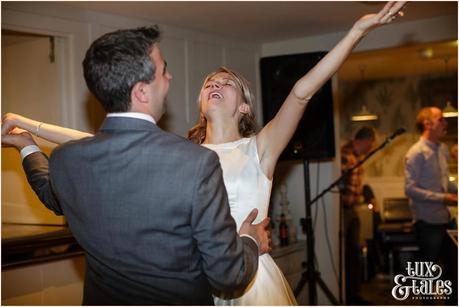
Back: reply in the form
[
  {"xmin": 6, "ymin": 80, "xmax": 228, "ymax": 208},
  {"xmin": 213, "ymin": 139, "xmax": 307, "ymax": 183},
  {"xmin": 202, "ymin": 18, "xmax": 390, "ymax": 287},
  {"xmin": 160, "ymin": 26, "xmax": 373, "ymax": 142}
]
[
  {"xmin": 257, "ymin": 1, "xmax": 406, "ymax": 178},
  {"xmin": 2, "ymin": 112, "xmax": 93, "ymax": 145}
]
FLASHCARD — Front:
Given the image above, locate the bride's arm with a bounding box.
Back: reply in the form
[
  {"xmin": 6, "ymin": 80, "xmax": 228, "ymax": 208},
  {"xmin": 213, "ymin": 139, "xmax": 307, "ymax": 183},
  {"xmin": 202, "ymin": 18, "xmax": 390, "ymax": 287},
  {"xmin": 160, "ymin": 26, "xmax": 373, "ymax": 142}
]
[
  {"xmin": 256, "ymin": 1, "xmax": 406, "ymax": 179},
  {"xmin": 2, "ymin": 113, "xmax": 93, "ymax": 145}
]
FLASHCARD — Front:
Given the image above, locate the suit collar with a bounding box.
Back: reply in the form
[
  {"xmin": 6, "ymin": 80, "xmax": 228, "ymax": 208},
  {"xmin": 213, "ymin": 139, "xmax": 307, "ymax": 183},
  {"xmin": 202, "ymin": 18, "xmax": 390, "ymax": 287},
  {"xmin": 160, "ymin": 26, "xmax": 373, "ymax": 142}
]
[{"xmin": 99, "ymin": 116, "xmax": 158, "ymax": 132}]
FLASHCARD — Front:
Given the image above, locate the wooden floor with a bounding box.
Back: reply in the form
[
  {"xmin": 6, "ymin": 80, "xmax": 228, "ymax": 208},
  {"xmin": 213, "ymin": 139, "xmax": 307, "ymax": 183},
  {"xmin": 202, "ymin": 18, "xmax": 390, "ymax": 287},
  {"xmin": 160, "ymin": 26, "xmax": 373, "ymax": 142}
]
[{"xmin": 360, "ymin": 274, "xmax": 422, "ymax": 305}]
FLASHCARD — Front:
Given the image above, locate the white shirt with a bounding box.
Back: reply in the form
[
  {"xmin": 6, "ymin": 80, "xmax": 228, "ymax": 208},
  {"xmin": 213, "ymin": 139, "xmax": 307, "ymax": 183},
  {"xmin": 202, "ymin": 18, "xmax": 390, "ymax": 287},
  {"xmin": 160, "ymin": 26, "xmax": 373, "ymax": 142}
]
[
  {"xmin": 106, "ymin": 112, "xmax": 156, "ymax": 124},
  {"xmin": 405, "ymin": 137, "xmax": 457, "ymax": 224}
]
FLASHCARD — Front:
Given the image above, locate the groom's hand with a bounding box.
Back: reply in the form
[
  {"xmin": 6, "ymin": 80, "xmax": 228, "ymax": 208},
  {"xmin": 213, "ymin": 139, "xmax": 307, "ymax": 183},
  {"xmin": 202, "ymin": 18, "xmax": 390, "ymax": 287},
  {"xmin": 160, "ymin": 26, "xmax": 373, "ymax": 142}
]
[
  {"xmin": 239, "ymin": 208, "xmax": 272, "ymax": 255},
  {"xmin": 2, "ymin": 127, "xmax": 36, "ymax": 150}
]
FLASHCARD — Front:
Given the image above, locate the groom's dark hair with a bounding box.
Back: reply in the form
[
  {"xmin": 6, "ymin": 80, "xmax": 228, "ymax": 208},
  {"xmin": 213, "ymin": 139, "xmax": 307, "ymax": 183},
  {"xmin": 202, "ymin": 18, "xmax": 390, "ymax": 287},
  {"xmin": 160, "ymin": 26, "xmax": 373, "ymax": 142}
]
[{"xmin": 83, "ymin": 26, "xmax": 161, "ymax": 113}]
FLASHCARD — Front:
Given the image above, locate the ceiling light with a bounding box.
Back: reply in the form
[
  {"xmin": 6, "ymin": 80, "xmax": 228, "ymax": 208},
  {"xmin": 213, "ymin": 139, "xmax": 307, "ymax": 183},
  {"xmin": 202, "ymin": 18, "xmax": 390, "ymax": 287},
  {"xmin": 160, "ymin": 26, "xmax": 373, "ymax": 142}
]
[
  {"xmin": 351, "ymin": 105, "xmax": 378, "ymax": 122},
  {"xmin": 443, "ymin": 101, "xmax": 458, "ymax": 118},
  {"xmin": 351, "ymin": 65, "xmax": 378, "ymax": 122}
]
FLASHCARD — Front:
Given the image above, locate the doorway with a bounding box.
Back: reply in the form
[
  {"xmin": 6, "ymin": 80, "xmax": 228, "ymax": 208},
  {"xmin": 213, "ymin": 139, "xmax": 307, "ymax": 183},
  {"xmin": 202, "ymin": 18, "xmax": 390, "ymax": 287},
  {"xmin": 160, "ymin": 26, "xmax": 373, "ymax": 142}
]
[{"xmin": 2, "ymin": 29, "xmax": 66, "ymax": 225}]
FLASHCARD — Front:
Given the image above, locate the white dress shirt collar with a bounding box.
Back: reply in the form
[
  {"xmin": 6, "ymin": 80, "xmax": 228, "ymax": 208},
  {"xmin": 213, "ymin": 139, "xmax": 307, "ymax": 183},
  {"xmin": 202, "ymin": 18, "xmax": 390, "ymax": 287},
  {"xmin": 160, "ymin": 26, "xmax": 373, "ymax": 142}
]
[{"xmin": 106, "ymin": 112, "xmax": 156, "ymax": 125}]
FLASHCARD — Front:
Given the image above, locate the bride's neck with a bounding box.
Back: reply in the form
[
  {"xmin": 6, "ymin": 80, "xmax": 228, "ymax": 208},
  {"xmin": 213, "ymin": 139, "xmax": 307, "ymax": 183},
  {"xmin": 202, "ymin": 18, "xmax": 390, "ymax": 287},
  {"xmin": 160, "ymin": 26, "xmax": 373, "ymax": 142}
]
[{"xmin": 203, "ymin": 120, "xmax": 241, "ymax": 145}]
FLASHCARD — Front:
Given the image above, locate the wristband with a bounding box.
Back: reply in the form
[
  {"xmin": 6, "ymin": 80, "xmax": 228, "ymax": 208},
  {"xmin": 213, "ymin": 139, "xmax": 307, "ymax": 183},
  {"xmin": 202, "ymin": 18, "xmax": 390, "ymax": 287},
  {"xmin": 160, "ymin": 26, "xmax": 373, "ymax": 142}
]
[{"xmin": 35, "ymin": 122, "xmax": 43, "ymax": 136}]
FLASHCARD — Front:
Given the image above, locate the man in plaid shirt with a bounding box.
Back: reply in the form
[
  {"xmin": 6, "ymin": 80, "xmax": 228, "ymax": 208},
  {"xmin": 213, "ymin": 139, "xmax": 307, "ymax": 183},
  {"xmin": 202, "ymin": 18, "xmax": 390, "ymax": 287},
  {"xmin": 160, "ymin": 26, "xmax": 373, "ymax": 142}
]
[{"xmin": 340, "ymin": 126, "xmax": 376, "ymax": 305}]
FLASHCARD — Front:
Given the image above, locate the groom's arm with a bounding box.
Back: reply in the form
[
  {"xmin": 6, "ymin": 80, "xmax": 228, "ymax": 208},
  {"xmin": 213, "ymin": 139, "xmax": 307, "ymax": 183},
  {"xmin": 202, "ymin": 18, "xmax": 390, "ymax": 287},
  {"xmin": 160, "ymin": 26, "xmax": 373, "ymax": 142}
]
[
  {"xmin": 191, "ymin": 151, "xmax": 258, "ymax": 293},
  {"xmin": 2, "ymin": 129, "xmax": 63, "ymax": 215},
  {"xmin": 22, "ymin": 151, "xmax": 63, "ymax": 215}
]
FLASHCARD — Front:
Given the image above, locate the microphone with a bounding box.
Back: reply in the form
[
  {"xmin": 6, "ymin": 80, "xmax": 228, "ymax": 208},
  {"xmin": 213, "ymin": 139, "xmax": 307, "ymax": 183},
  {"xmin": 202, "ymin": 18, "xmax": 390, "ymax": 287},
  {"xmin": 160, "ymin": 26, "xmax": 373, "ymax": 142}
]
[
  {"xmin": 390, "ymin": 127, "xmax": 406, "ymax": 139},
  {"xmin": 384, "ymin": 127, "xmax": 406, "ymax": 145}
]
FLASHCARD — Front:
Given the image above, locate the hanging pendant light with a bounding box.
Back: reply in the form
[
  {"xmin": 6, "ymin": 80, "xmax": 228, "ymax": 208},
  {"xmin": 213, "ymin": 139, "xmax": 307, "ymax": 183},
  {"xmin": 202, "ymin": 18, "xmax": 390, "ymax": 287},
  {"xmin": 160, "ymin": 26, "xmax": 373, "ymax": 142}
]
[
  {"xmin": 351, "ymin": 65, "xmax": 378, "ymax": 122},
  {"xmin": 352, "ymin": 105, "xmax": 379, "ymax": 121},
  {"xmin": 443, "ymin": 101, "xmax": 458, "ymax": 118},
  {"xmin": 441, "ymin": 56, "xmax": 457, "ymax": 118}
]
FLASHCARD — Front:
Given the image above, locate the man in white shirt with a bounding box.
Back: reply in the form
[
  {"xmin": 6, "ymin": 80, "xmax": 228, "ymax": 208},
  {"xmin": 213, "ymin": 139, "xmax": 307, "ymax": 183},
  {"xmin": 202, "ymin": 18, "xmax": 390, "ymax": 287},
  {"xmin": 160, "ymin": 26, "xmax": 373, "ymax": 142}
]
[{"xmin": 405, "ymin": 106, "xmax": 457, "ymax": 305}]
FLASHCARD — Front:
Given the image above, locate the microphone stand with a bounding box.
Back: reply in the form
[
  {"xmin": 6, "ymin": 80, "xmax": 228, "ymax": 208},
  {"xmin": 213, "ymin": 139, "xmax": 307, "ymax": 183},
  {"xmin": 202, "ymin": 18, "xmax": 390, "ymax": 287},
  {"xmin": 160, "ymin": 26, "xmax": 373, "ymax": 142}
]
[
  {"xmin": 311, "ymin": 132, "xmax": 401, "ymax": 207},
  {"xmin": 294, "ymin": 130, "xmax": 403, "ymax": 305}
]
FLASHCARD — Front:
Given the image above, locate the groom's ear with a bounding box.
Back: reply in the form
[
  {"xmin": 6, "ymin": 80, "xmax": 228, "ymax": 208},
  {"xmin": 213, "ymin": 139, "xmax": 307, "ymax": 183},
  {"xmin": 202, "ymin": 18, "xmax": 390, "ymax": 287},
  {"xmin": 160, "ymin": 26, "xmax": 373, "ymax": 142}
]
[{"xmin": 131, "ymin": 82, "xmax": 149, "ymax": 106}]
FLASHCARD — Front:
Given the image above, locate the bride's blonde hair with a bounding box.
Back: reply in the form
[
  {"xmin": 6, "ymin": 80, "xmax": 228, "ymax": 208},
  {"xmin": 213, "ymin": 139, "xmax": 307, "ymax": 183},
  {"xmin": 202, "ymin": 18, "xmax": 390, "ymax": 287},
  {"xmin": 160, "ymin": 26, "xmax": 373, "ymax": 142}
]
[{"xmin": 187, "ymin": 67, "xmax": 258, "ymax": 144}]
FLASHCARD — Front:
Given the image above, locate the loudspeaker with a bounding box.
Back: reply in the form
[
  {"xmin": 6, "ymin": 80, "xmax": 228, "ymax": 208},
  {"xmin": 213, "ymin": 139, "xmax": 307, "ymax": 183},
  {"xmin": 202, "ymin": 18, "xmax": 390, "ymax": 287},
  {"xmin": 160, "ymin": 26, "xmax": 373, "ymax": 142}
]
[{"xmin": 260, "ymin": 51, "xmax": 335, "ymax": 161}]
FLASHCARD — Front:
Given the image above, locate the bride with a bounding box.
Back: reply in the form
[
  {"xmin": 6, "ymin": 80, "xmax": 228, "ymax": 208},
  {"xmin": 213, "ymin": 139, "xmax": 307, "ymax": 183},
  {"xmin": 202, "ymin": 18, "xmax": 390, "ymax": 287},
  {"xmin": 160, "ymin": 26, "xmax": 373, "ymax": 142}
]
[{"xmin": 2, "ymin": 2, "xmax": 405, "ymax": 304}]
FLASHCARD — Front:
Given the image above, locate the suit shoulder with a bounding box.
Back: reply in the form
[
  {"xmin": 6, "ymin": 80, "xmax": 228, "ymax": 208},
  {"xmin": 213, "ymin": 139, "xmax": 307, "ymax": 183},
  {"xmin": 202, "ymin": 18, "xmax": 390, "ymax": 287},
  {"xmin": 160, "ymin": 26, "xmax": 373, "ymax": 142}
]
[
  {"xmin": 49, "ymin": 137, "xmax": 93, "ymax": 160},
  {"xmin": 162, "ymin": 132, "xmax": 218, "ymax": 161}
]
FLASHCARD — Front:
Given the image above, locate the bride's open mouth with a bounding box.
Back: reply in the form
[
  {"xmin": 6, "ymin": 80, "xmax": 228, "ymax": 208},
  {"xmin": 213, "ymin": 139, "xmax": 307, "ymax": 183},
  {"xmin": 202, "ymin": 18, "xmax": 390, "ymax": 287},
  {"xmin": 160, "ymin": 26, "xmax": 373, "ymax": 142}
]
[{"xmin": 209, "ymin": 91, "xmax": 223, "ymax": 101}]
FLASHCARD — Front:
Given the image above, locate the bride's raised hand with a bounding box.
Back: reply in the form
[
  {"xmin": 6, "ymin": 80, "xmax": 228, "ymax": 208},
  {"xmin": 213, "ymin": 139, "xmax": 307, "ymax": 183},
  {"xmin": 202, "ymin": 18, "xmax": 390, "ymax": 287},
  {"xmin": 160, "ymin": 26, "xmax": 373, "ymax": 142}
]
[{"xmin": 353, "ymin": 1, "xmax": 407, "ymax": 36}]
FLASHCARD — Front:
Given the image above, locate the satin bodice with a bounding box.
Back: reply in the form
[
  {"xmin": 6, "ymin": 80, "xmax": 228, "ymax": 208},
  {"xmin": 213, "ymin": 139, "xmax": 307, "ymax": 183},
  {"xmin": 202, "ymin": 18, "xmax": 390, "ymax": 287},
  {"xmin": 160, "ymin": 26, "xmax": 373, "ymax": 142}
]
[{"xmin": 203, "ymin": 136, "xmax": 272, "ymax": 230}]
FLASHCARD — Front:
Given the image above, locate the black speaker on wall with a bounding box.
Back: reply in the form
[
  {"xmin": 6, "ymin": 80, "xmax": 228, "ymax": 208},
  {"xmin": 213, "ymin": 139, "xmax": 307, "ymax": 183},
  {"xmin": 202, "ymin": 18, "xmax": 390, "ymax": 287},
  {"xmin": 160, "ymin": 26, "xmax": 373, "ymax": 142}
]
[{"xmin": 260, "ymin": 51, "xmax": 335, "ymax": 161}]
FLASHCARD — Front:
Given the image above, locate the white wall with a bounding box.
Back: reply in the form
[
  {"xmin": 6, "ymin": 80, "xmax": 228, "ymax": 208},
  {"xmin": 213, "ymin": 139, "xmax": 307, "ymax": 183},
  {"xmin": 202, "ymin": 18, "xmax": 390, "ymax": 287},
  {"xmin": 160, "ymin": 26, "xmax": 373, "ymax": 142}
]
[
  {"xmin": 261, "ymin": 14, "xmax": 457, "ymax": 304},
  {"xmin": 2, "ymin": 34, "xmax": 65, "ymax": 224}
]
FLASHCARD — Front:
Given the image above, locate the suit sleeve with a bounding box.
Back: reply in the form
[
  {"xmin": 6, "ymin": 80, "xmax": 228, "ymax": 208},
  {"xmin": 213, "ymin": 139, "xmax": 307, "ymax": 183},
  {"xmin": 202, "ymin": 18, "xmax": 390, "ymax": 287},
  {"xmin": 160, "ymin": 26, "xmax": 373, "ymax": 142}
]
[
  {"xmin": 22, "ymin": 151, "xmax": 63, "ymax": 215},
  {"xmin": 190, "ymin": 151, "xmax": 258, "ymax": 293}
]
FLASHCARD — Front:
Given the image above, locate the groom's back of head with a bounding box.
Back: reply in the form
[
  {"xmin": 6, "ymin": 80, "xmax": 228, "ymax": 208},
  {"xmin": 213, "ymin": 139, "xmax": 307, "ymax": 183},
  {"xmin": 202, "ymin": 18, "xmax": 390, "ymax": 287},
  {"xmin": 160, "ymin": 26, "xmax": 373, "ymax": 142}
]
[{"xmin": 82, "ymin": 26, "xmax": 161, "ymax": 113}]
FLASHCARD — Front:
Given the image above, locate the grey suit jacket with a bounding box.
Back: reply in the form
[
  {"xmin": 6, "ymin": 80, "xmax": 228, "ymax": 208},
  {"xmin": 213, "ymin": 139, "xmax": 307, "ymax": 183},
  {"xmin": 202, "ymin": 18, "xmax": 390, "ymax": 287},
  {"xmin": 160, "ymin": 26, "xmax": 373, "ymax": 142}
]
[{"xmin": 23, "ymin": 117, "xmax": 259, "ymax": 305}]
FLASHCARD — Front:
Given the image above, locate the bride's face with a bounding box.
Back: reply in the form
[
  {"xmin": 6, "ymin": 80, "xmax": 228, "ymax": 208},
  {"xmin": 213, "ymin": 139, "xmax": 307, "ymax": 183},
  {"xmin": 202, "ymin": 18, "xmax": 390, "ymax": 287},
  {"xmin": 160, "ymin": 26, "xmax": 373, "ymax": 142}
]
[{"xmin": 200, "ymin": 72, "xmax": 245, "ymax": 121}]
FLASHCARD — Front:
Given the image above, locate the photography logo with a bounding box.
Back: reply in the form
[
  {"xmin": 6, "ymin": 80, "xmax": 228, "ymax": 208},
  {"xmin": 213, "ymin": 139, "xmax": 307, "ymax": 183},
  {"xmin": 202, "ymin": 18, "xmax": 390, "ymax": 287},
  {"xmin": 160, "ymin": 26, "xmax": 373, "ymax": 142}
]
[{"xmin": 392, "ymin": 262, "xmax": 453, "ymax": 301}]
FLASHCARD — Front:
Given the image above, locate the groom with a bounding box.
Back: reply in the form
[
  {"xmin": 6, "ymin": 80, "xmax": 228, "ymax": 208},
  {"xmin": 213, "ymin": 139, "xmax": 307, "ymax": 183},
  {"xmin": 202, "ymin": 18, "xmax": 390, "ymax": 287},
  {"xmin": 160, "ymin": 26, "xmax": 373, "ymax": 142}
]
[{"xmin": 2, "ymin": 26, "xmax": 270, "ymax": 305}]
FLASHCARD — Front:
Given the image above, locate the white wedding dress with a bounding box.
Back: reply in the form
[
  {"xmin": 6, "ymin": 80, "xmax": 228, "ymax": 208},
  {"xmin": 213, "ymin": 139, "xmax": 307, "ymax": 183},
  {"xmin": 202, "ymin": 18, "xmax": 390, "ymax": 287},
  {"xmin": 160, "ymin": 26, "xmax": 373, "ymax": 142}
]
[{"xmin": 203, "ymin": 136, "xmax": 297, "ymax": 306}]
